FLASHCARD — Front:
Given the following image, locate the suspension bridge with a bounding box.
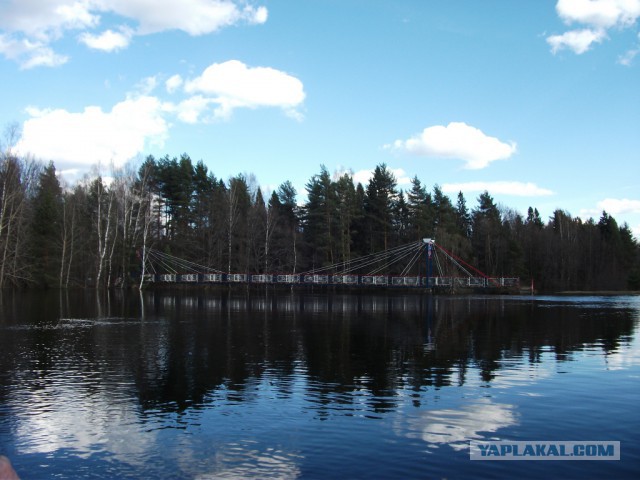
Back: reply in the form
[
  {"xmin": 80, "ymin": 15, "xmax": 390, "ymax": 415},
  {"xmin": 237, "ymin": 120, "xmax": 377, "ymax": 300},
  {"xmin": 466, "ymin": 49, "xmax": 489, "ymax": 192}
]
[{"xmin": 141, "ymin": 239, "xmax": 519, "ymax": 292}]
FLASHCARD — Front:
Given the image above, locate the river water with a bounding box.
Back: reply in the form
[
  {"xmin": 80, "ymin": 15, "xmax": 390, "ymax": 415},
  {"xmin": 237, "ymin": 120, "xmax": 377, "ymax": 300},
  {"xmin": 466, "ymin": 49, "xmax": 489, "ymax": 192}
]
[{"xmin": 0, "ymin": 290, "xmax": 638, "ymax": 479}]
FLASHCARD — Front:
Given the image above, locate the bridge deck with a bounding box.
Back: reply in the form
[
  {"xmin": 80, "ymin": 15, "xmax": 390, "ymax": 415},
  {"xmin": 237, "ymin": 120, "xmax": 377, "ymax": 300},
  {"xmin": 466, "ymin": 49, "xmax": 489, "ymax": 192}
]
[{"xmin": 143, "ymin": 273, "xmax": 519, "ymax": 289}]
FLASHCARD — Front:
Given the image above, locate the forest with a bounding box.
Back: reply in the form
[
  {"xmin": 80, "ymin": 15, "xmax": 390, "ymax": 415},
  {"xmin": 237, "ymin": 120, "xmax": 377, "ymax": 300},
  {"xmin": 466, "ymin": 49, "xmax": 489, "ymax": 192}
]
[{"xmin": 0, "ymin": 147, "xmax": 638, "ymax": 292}]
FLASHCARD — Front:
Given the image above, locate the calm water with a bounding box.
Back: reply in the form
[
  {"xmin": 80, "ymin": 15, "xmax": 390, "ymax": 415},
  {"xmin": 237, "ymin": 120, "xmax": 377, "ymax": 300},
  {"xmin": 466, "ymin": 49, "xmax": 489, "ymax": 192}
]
[{"xmin": 0, "ymin": 290, "xmax": 638, "ymax": 479}]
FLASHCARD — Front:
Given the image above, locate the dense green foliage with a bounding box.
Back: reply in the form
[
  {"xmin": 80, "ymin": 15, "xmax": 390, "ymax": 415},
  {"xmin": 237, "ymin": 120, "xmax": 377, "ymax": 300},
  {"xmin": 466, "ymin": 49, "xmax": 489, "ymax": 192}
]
[{"xmin": 0, "ymin": 151, "xmax": 638, "ymax": 291}]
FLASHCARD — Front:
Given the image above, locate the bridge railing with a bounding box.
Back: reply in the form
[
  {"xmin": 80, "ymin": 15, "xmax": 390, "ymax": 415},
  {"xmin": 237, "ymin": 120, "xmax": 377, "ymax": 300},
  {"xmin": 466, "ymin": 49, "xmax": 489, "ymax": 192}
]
[
  {"xmin": 391, "ymin": 276, "xmax": 421, "ymax": 287},
  {"xmin": 146, "ymin": 273, "xmax": 519, "ymax": 289},
  {"xmin": 203, "ymin": 274, "xmax": 224, "ymax": 282},
  {"xmin": 277, "ymin": 274, "xmax": 300, "ymax": 283}
]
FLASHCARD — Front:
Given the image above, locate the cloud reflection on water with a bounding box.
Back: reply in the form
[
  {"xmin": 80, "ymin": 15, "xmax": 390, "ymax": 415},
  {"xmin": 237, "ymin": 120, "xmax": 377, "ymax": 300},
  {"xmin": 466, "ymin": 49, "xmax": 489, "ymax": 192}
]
[{"xmin": 400, "ymin": 399, "xmax": 518, "ymax": 452}]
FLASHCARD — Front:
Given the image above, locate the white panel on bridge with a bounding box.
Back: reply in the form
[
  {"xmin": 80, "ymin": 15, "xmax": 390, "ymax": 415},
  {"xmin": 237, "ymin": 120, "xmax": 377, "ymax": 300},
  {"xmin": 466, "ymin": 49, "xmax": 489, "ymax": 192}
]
[
  {"xmin": 180, "ymin": 274, "xmax": 198, "ymax": 282},
  {"xmin": 276, "ymin": 275, "xmax": 300, "ymax": 283},
  {"xmin": 159, "ymin": 274, "xmax": 176, "ymax": 282},
  {"xmin": 304, "ymin": 275, "xmax": 329, "ymax": 284},
  {"xmin": 228, "ymin": 274, "xmax": 247, "ymax": 282},
  {"xmin": 391, "ymin": 276, "xmax": 420, "ymax": 286},
  {"xmin": 331, "ymin": 275, "xmax": 358, "ymax": 285},
  {"xmin": 251, "ymin": 274, "xmax": 273, "ymax": 283},
  {"xmin": 203, "ymin": 274, "xmax": 223, "ymax": 282},
  {"xmin": 362, "ymin": 276, "xmax": 388, "ymax": 285}
]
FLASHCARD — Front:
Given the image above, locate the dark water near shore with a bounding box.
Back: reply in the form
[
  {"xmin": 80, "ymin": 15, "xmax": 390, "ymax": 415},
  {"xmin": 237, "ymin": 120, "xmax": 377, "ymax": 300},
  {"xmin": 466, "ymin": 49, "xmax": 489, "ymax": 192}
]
[{"xmin": 0, "ymin": 290, "xmax": 638, "ymax": 479}]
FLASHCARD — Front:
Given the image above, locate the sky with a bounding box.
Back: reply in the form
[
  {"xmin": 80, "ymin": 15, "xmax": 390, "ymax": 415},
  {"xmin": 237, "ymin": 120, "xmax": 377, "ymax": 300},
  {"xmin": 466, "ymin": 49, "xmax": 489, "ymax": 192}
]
[{"xmin": 1, "ymin": 0, "xmax": 639, "ymax": 238}]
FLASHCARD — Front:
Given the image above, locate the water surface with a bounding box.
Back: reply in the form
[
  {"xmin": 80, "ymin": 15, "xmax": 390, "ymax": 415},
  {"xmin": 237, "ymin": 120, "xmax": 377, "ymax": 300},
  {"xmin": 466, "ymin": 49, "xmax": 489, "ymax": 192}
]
[{"xmin": 0, "ymin": 290, "xmax": 638, "ymax": 479}]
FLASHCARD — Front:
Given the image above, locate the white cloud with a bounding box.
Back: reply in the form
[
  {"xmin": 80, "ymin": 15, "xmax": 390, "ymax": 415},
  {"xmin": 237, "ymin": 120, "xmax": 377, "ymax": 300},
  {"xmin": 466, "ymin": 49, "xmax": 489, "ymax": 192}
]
[
  {"xmin": 251, "ymin": 6, "xmax": 269, "ymax": 25},
  {"xmin": 0, "ymin": 0, "xmax": 99, "ymax": 40},
  {"xmin": 15, "ymin": 96, "xmax": 169, "ymax": 168},
  {"xmin": 79, "ymin": 27, "xmax": 133, "ymax": 51},
  {"xmin": 173, "ymin": 95, "xmax": 215, "ymax": 124},
  {"xmin": 135, "ymin": 75, "xmax": 159, "ymax": 95},
  {"xmin": 165, "ymin": 74, "xmax": 184, "ymax": 93},
  {"xmin": 547, "ymin": 28, "xmax": 607, "ymax": 54},
  {"xmin": 0, "ymin": 1, "xmax": 268, "ymax": 66},
  {"xmin": 581, "ymin": 198, "xmax": 640, "ymax": 221},
  {"xmin": 12, "ymin": 57, "xmax": 304, "ymax": 175},
  {"xmin": 0, "ymin": 33, "xmax": 68, "ymax": 69},
  {"xmin": 389, "ymin": 122, "xmax": 517, "ymax": 170},
  {"xmin": 618, "ymin": 32, "xmax": 640, "ymax": 64},
  {"xmin": 352, "ymin": 167, "xmax": 412, "ymax": 187},
  {"xmin": 442, "ymin": 181, "xmax": 554, "ymax": 197},
  {"xmin": 352, "ymin": 170, "xmax": 372, "ymax": 185},
  {"xmin": 597, "ymin": 198, "xmax": 640, "ymax": 214},
  {"xmin": 579, "ymin": 200, "xmax": 640, "ymax": 239},
  {"xmin": 556, "ymin": 0, "xmax": 640, "ymax": 29},
  {"xmin": 106, "ymin": 0, "xmax": 267, "ymax": 36},
  {"xmin": 184, "ymin": 60, "xmax": 305, "ymax": 119},
  {"xmin": 548, "ymin": 0, "xmax": 640, "ymax": 55}
]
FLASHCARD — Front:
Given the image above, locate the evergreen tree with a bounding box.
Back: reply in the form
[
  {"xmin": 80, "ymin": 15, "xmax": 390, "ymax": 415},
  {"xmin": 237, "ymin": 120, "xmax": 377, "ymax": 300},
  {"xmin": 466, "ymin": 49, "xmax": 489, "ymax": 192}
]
[
  {"xmin": 394, "ymin": 190, "xmax": 410, "ymax": 245},
  {"xmin": 471, "ymin": 191, "xmax": 502, "ymax": 275},
  {"xmin": 407, "ymin": 175, "xmax": 434, "ymax": 239},
  {"xmin": 226, "ymin": 174, "xmax": 252, "ymax": 272},
  {"xmin": 351, "ymin": 182, "xmax": 368, "ymax": 258},
  {"xmin": 455, "ymin": 191, "xmax": 472, "ymax": 238},
  {"xmin": 191, "ymin": 160, "xmax": 216, "ymax": 264},
  {"xmin": 302, "ymin": 165, "xmax": 337, "ymax": 269},
  {"xmin": 432, "ymin": 184, "xmax": 456, "ymax": 236},
  {"xmin": 30, "ymin": 162, "xmax": 62, "ymax": 287},
  {"xmin": 364, "ymin": 164, "xmax": 398, "ymax": 253},
  {"xmin": 335, "ymin": 173, "xmax": 357, "ymax": 264}
]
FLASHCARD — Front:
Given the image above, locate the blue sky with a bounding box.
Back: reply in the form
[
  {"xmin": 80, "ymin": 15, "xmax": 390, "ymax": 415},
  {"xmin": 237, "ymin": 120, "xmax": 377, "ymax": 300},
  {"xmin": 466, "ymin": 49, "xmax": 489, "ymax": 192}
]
[{"xmin": 1, "ymin": 0, "xmax": 639, "ymax": 237}]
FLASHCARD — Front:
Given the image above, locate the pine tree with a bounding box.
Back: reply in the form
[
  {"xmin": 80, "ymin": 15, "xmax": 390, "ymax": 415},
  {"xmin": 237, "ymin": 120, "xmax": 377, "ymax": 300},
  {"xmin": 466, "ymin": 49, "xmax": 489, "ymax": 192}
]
[
  {"xmin": 30, "ymin": 162, "xmax": 62, "ymax": 287},
  {"xmin": 303, "ymin": 166, "xmax": 337, "ymax": 269},
  {"xmin": 406, "ymin": 175, "xmax": 434, "ymax": 239},
  {"xmin": 364, "ymin": 164, "xmax": 398, "ymax": 253}
]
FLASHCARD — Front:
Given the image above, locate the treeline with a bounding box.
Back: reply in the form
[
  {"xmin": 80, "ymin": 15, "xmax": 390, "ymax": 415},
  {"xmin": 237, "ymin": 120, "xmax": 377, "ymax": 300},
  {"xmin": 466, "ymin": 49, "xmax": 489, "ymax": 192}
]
[{"xmin": 0, "ymin": 150, "xmax": 638, "ymax": 291}]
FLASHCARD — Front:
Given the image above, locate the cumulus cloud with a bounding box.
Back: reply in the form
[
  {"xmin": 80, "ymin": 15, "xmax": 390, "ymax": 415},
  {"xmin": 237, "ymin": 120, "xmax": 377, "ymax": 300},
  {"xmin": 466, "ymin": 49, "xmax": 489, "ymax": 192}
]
[
  {"xmin": 165, "ymin": 74, "xmax": 184, "ymax": 93},
  {"xmin": 13, "ymin": 57, "xmax": 303, "ymax": 171},
  {"xmin": 173, "ymin": 95, "xmax": 215, "ymax": 124},
  {"xmin": 618, "ymin": 32, "xmax": 640, "ymax": 64},
  {"xmin": 547, "ymin": 0, "xmax": 640, "ymax": 55},
  {"xmin": 0, "ymin": 0, "xmax": 268, "ymax": 67},
  {"xmin": 183, "ymin": 60, "xmax": 305, "ymax": 120},
  {"xmin": 581, "ymin": 198, "xmax": 640, "ymax": 221},
  {"xmin": 0, "ymin": 1, "xmax": 99, "ymax": 40},
  {"xmin": 15, "ymin": 96, "xmax": 169, "ymax": 168},
  {"xmin": 580, "ymin": 199, "xmax": 640, "ymax": 239},
  {"xmin": 388, "ymin": 122, "xmax": 516, "ymax": 170},
  {"xmin": 79, "ymin": 27, "xmax": 133, "ymax": 52},
  {"xmin": 352, "ymin": 167, "xmax": 412, "ymax": 187},
  {"xmin": 0, "ymin": 33, "xmax": 68, "ymax": 69},
  {"xmin": 105, "ymin": 0, "xmax": 267, "ymax": 36},
  {"xmin": 442, "ymin": 181, "xmax": 554, "ymax": 197},
  {"xmin": 597, "ymin": 198, "xmax": 640, "ymax": 214},
  {"xmin": 556, "ymin": 0, "xmax": 640, "ymax": 29},
  {"xmin": 134, "ymin": 75, "xmax": 160, "ymax": 95},
  {"xmin": 547, "ymin": 28, "xmax": 607, "ymax": 54}
]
